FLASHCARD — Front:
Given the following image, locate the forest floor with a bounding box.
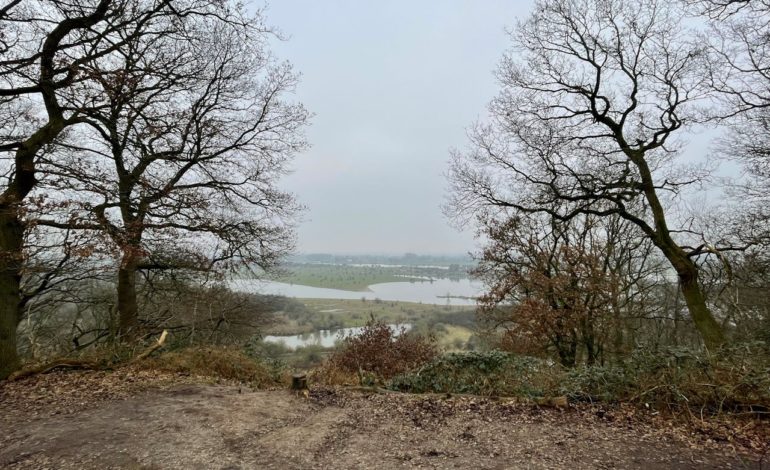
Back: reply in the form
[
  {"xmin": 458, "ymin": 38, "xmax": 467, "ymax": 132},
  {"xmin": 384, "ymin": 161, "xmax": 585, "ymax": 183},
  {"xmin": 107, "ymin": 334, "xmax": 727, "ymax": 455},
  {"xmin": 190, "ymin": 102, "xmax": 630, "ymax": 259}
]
[{"xmin": 1, "ymin": 370, "xmax": 767, "ymax": 469}]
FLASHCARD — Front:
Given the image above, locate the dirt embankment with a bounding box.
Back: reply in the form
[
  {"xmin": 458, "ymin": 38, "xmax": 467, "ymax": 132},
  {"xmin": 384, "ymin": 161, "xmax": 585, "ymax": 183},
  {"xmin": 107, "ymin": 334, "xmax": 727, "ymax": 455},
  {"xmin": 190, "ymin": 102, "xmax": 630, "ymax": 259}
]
[{"xmin": 0, "ymin": 371, "xmax": 767, "ymax": 469}]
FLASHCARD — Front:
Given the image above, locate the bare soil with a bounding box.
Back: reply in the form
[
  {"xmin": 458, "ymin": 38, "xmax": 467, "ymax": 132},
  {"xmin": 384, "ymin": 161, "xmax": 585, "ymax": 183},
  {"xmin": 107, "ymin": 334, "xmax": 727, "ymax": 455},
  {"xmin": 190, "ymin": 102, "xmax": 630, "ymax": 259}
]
[{"xmin": 0, "ymin": 371, "xmax": 767, "ymax": 469}]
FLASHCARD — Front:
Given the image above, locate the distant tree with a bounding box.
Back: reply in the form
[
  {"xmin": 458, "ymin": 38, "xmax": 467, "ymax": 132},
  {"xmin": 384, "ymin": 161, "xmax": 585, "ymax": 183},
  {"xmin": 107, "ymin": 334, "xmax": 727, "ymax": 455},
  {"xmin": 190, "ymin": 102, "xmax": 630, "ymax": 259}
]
[
  {"xmin": 448, "ymin": 0, "xmax": 742, "ymax": 349},
  {"xmin": 35, "ymin": 5, "xmax": 308, "ymax": 339},
  {"xmin": 711, "ymin": 250, "xmax": 770, "ymax": 344}
]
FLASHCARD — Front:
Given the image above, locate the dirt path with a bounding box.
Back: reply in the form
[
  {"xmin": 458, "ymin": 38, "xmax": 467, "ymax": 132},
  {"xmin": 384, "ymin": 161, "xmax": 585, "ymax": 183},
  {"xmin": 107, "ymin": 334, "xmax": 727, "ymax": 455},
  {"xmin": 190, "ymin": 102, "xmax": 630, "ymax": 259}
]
[{"xmin": 0, "ymin": 373, "xmax": 765, "ymax": 469}]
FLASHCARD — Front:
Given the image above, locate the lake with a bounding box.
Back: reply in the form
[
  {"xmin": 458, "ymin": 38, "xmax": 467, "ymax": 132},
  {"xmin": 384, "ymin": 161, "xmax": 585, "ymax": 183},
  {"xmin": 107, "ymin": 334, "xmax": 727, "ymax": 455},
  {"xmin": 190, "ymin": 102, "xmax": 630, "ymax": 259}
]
[
  {"xmin": 228, "ymin": 278, "xmax": 483, "ymax": 306},
  {"xmin": 263, "ymin": 323, "xmax": 413, "ymax": 350}
]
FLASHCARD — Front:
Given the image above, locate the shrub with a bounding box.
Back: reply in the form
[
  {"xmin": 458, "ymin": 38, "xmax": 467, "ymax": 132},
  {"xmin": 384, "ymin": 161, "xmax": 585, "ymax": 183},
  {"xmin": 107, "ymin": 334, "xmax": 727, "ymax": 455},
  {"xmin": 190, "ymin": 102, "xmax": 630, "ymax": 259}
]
[
  {"xmin": 326, "ymin": 319, "xmax": 437, "ymax": 382},
  {"xmin": 561, "ymin": 343, "xmax": 770, "ymax": 412},
  {"xmin": 389, "ymin": 351, "xmax": 559, "ymax": 397},
  {"xmin": 559, "ymin": 365, "xmax": 633, "ymax": 403},
  {"xmin": 387, "ymin": 344, "xmax": 770, "ymax": 414}
]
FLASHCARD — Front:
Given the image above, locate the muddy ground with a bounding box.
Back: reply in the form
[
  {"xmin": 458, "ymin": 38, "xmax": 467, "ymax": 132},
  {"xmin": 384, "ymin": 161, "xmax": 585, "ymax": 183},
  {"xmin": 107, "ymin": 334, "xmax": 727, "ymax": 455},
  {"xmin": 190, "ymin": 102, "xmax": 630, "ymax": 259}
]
[{"xmin": 0, "ymin": 371, "xmax": 767, "ymax": 469}]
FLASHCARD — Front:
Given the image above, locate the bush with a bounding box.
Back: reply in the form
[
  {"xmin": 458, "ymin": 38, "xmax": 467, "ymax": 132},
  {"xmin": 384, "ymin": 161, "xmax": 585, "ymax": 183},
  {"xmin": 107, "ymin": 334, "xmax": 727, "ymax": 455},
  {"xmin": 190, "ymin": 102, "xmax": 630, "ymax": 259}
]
[
  {"xmin": 134, "ymin": 346, "xmax": 287, "ymax": 387},
  {"xmin": 561, "ymin": 343, "xmax": 770, "ymax": 412},
  {"xmin": 559, "ymin": 365, "xmax": 632, "ymax": 403},
  {"xmin": 326, "ymin": 319, "xmax": 437, "ymax": 382},
  {"xmin": 387, "ymin": 344, "xmax": 770, "ymax": 415},
  {"xmin": 390, "ymin": 351, "xmax": 559, "ymax": 397}
]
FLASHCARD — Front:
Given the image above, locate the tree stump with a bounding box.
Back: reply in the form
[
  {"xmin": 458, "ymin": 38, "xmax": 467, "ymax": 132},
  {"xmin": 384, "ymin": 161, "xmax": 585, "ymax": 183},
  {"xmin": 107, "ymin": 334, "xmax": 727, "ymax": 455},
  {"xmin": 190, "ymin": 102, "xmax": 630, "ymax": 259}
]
[{"xmin": 291, "ymin": 373, "xmax": 308, "ymax": 397}]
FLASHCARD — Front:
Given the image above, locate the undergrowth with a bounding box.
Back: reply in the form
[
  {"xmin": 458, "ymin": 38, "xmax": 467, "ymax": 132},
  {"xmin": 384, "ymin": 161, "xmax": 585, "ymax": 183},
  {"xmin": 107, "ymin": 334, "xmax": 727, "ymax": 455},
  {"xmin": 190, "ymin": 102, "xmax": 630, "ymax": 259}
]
[
  {"xmin": 384, "ymin": 344, "xmax": 770, "ymax": 415},
  {"xmin": 314, "ymin": 322, "xmax": 769, "ymax": 416},
  {"xmin": 131, "ymin": 346, "xmax": 289, "ymax": 388},
  {"xmin": 389, "ymin": 351, "xmax": 557, "ymax": 397},
  {"xmin": 562, "ymin": 342, "xmax": 770, "ymax": 413}
]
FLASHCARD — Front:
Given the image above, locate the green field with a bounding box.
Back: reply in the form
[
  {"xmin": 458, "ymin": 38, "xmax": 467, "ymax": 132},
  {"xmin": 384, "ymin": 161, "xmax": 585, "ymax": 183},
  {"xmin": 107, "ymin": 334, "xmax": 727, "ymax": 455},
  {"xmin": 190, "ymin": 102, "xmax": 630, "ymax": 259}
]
[
  {"xmin": 270, "ymin": 264, "xmax": 424, "ymax": 291},
  {"xmin": 266, "ymin": 297, "xmax": 475, "ymax": 340}
]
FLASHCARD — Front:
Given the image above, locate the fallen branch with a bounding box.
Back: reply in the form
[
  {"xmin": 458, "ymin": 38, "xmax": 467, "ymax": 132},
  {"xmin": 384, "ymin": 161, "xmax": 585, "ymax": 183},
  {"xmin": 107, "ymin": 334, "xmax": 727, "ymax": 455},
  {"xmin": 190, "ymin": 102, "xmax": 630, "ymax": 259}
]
[
  {"xmin": 7, "ymin": 359, "xmax": 102, "ymax": 381},
  {"xmin": 130, "ymin": 330, "xmax": 168, "ymax": 364}
]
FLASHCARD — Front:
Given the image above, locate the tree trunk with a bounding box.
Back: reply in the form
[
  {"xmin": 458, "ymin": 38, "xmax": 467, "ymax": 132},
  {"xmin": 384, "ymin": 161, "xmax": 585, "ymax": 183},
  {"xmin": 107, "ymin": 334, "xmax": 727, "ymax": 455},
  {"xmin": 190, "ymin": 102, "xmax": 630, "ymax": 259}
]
[
  {"xmin": 655, "ymin": 233, "xmax": 727, "ymax": 350},
  {"xmin": 677, "ymin": 266, "xmax": 725, "ymax": 350},
  {"xmin": 117, "ymin": 259, "xmax": 139, "ymax": 340},
  {"xmin": 0, "ymin": 285, "xmax": 21, "ymax": 380},
  {"xmin": 584, "ymin": 335, "xmax": 597, "ymax": 366},
  {"xmin": 554, "ymin": 334, "xmax": 577, "ymax": 368},
  {"xmin": 0, "ymin": 115, "xmax": 67, "ymax": 378},
  {"xmin": 627, "ymin": 150, "xmax": 727, "ymax": 350},
  {"xmin": 672, "ymin": 282, "xmax": 681, "ymax": 347},
  {"xmin": 0, "ymin": 1, "xmax": 109, "ymax": 377},
  {"xmin": 0, "ymin": 212, "xmax": 24, "ymax": 379}
]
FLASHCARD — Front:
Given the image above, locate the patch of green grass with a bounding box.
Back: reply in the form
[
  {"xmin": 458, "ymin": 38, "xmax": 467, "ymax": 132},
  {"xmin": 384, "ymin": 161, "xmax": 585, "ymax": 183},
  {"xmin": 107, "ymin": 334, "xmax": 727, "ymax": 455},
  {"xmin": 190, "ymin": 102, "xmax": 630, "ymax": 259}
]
[
  {"xmin": 267, "ymin": 298, "xmax": 472, "ymax": 332},
  {"xmin": 270, "ymin": 264, "xmax": 429, "ymax": 291}
]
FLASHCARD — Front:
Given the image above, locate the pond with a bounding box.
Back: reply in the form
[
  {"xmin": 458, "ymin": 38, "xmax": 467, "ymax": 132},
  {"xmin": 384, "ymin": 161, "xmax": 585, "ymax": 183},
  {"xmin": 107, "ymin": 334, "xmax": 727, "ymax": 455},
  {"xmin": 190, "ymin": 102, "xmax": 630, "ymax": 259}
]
[
  {"xmin": 229, "ymin": 278, "xmax": 483, "ymax": 306},
  {"xmin": 263, "ymin": 323, "xmax": 412, "ymax": 350}
]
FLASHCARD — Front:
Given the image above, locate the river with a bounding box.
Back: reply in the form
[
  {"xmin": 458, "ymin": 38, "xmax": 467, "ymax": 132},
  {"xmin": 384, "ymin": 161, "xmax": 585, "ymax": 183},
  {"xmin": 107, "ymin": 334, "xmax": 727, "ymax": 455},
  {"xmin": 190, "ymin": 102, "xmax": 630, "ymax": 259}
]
[
  {"xmin": 228, "ymin": 278, "xmax": 483, "ymax": 306},
  {"xmin": 263, "ymin": 323, "xmax": 413, "ymax": 350}
]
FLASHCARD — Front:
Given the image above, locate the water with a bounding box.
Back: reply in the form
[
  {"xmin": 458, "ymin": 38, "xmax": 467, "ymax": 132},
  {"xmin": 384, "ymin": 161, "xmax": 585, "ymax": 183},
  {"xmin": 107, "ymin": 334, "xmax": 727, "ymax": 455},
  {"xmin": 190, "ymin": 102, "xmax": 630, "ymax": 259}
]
[
  {"xmin": 228, "ymin": 278, "xmax": 483, "ymax": 306},
  {"xmin": 263, "ymin": 323, "xmax": 412, "ymax": 350}
]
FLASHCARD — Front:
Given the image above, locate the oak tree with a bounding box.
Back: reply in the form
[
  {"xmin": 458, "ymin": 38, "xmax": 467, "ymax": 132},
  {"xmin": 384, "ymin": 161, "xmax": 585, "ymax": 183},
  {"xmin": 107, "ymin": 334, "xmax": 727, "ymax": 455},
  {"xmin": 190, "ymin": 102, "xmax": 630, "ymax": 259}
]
[
  {"xmin": 449, "ymin": 0, "xmax": 735, "ymax": 349},
  {"xmin": 35, "ymin": 5, "xmax": 308, "ymax": 339},
  {"xmin": 0, "ymin": 0, "xmax": 168, "ymax": 378}
]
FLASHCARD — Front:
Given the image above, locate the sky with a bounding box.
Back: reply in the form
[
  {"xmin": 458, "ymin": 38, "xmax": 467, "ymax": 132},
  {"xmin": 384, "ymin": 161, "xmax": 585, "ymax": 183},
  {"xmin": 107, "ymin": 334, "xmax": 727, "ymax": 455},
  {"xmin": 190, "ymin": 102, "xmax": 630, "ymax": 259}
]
[{"xmin": 261, "ymin": 1, "xmax": 534, "ymax": 255}]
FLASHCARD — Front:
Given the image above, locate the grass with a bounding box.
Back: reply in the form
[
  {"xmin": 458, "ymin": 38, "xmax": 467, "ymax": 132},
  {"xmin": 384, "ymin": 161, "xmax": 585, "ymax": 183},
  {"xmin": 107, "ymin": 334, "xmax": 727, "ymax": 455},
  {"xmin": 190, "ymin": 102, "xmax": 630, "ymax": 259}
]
[
  {"xmin": 265, "ymin": 298, "xmax": 474, "ymax": 336},
  {"xmin": 437, "ymin": 325, "xmax": 474, "ymax": 351},
  {"xmin": 270, "ymin": 264, "xmax": 430, "ymax": 291}
]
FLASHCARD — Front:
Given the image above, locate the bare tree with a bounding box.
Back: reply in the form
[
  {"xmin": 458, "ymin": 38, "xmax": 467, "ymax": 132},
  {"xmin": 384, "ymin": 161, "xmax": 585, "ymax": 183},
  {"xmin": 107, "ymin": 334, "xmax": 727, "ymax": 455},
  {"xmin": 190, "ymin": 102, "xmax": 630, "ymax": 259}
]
[
  {"xmin": 0, "ymin": 0, "xmax": 261, "ymax": 378},
  {"xmin": 135, "ymin": 281, "xmax": 277, "ymax": 346},
  {"xmin": 684, "ymin": 0, "xmax": 769, "ymax": 19},
  {"xmin": 448, "ymin": 0, "xmax": 738, "ymax": 349},
  {"xmin": 17, "ymin": 224, "xmax": 114, "ymax": 358},
  {"xmin": 34, "ymin": 6, "xmax": 308, "ymax": 339},
  {"xmin": 1, "ymin": 0, "xmax": 136, "ymax": 379},
  {"xmin": 688, "ymin": 0, "xmax": 770, "ymax": 246}
]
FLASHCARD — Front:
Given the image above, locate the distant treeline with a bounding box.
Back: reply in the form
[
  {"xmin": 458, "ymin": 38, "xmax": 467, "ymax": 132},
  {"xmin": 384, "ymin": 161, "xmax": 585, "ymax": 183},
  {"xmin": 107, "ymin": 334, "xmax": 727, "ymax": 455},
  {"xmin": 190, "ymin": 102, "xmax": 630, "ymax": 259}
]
[{"xmin": 289, "ymin": 253, "xmax": 475, "ymax": 267}]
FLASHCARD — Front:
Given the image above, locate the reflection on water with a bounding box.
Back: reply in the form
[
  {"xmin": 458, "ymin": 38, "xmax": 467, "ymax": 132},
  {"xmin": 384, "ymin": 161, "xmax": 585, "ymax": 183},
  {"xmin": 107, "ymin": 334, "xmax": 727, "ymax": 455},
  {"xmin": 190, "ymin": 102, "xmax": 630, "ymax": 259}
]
[
  {"xmin": 263, "ymin": 323, "xmax": 412, "ymax": 350},
  {"xmin": 229, "ymin": 278, "xmax": 482, "ymax": 306}
]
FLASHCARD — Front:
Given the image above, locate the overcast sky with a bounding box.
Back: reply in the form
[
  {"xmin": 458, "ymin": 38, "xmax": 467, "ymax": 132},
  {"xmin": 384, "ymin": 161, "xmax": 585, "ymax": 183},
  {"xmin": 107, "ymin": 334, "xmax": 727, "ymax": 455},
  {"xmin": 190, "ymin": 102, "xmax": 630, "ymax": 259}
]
[{"xmin": 262, "ymin": 1, "xmax": 534, "ymax": 255}]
